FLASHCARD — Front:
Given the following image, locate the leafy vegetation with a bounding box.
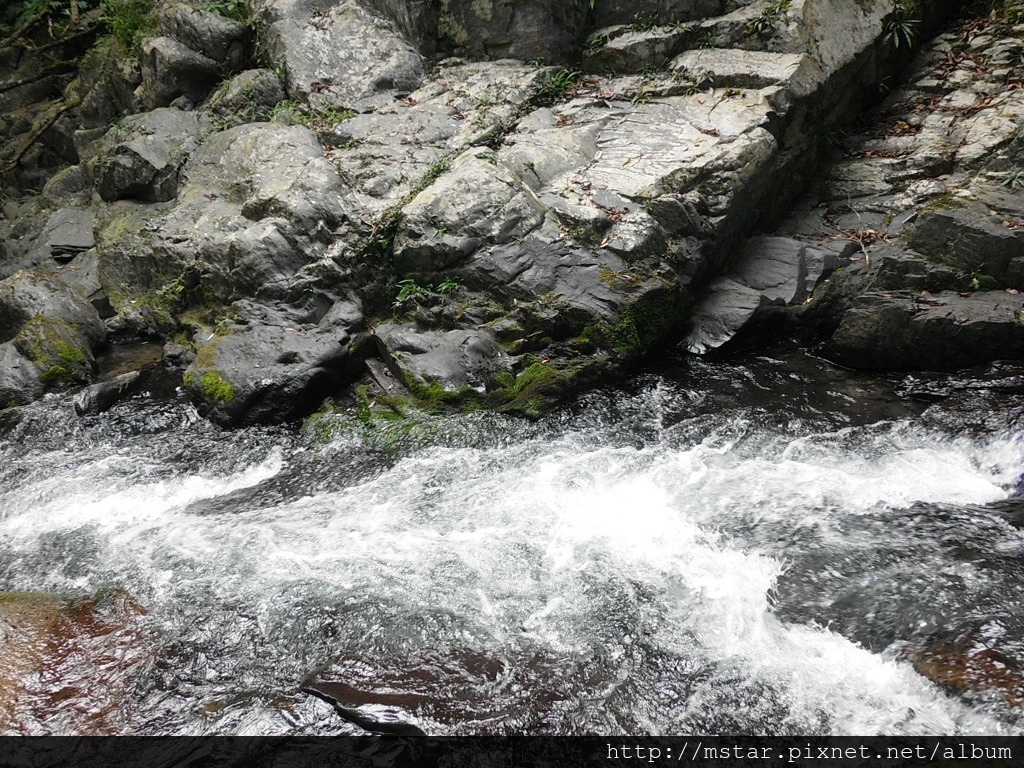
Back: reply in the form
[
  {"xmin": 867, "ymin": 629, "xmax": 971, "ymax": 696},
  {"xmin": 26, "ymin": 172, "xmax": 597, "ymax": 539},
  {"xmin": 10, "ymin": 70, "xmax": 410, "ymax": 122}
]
[
  {"xmin": 99, "ymin": 0, "xmax": 156, "ymax": 47},
  {"xmin": 530, "ymin": 68, "xmax": 583, "ymax": 108},
  {"xmin": 393, "ymin": 277, "xmax": 463, "ymax": 308},
  {"xmin": 884, "ymin": 0, "xmax": 919, "ymax": 48},
  {"xmin": 202, "ymin": 0, "xmax": 248, "ymax": 23},
  {"xmin": 999, "ymin": 168, "xmax": 1024, "ymax": 190},
  {"xmin": 269, "ymin": 99, "xmax": 355, "ymax": 131},
  {"xmin": 746, "ymin": 0, "xmax": 791, "ymax": 36}
]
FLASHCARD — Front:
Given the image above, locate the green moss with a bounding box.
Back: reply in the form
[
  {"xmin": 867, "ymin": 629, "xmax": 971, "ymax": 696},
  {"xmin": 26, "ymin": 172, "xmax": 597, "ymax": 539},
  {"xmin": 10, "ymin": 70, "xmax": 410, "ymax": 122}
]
[
  {"xmin": 198, "ymin": 370, "xmax": 235, "ymax": 404},
  {"xmin": 919, "ymin": 193, "xmax": 967, "ymax": 214},
  {"xmin": 607, "ymin": 287, "xmax": 691, "ymax": 359},
  {"xmin": 488, "ymin": 360, "xmax": 571, "ymax": 419},
  {"xmin": 14, "ymin": 316, "xmax": 91, "ymax": 388}
]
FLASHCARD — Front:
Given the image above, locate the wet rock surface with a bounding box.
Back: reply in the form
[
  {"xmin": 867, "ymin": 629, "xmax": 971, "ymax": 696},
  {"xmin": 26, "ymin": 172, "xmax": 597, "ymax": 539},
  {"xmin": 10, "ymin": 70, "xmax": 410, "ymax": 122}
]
[{"xmin": 0, "ymin": 589, "xmax": 151, "ymax": 734}]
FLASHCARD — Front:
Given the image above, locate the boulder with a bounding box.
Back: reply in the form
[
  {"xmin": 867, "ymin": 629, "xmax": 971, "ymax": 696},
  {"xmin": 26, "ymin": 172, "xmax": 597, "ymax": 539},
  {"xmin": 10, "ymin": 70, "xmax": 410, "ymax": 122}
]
[
  {"xmin": 394, "ymin": 149, "xmax": 546, "ymax": 274},
  {"xmin": 434, "ymin": 0, "xmax": 588, "ymax": 63},
  {"xmin": 34, "ymin": 208, "xmax": 95, "ymax": 263},
  {"xmin": 907, "ymin": 203, "xmax": 1024, "ymax": 285},
  {"xmin": 257, "ymin": 0, "xmax": 423, "ymax": 111},
  {"xmin": 136, "ymin": 36, "xmax": 222, "ymax": 110},
  {"xmin": 184, "ymin": 299, "xmax": 368, "ymax": 425},
  {"xmin": 821, "ymin": 291, "xmax": 1024, "ymax": 371},
  {"xmin": 73, "ymin": 370, "xmax": 143, "ymax": 416},
  {"xmin": 157, "ymin": 0, "xmax": 250, "ymax": 68},
  {"xmin": 0, "ymin": 269, "xmax": 104, "ymax": 347},
  {"xmin": 208, "ymin": 69, "xmax": 287, "ymax": 126},
  {"xmin": 84, "ymin": 108, "xmax": 202, "ymax": 203}
]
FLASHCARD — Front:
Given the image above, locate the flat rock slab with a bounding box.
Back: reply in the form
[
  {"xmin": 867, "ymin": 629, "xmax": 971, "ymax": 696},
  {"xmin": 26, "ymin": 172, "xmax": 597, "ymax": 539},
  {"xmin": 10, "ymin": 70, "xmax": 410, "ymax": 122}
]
[{"xmin": 822, "ymin": 291, "xmax": 1024, "ymax": 371}]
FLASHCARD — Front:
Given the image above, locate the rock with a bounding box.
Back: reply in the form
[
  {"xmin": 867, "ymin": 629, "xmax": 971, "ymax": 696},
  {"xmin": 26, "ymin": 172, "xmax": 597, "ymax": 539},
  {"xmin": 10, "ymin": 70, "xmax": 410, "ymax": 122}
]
[
  {"xmin": 35, "ymin": 208, "xmax": 95, "ymax": 262},
  {"xmin": 184, "ymin": 299, "xmax": 368, "ymax": 425},
  {"xmin": 257, "ymin": 0, "xmax": 423, "ymax": 111},
  {"xmin": 157, "ymin": 0, "xmax": 250, "ymax": 69},
  {"xmin": 434, "ymin": 0, "xmax": 588, "ymax": 63},
  {"xmin": 73, "ymin": 370, "xmax": 143, "ymax": 416},
  {"xmin": 0, "ymin": 590, "xmax": 150, "ymax": 734},
  {"xmin": 685, "ymin": 277, "xmax": 766, "ymax": 354},
  {"xmin": 136, "ymin": 36, "xmax": 222, "ymax": 110},
  {"xmin": 208, "ymin": 69, "xmax": 287, "ymax": 126},
  {"xmin": 907, "ymin": 203, "xmax": 1024, "ymax": 285},
  {"xmin": 84, "ymin": 108, "xmax": 202, "ymax": 203},
  {"xmin": 160, "ymin": 122, "xmax": 352, "ymax": 302},
  {"xmin": 0, "ymin": 343, "xmax": 44, "ymax": 408},
  {"xmin": 0, "ymin": 269, "xmax": 104, "ymax": 347},
  {"xmin": 684, "ymin": 236, "xmax": 849, "ymax": 352},
  {"xmin": 821, "ymin": 291, "xmax": 1024, "ymax": 371},
  {"xmin": 671, "ymin": 49, "xmax": 822, "ymax": 96},
  {"xmin": 41, "ymin": 165, "xmax": 93, "ymax": 208},
  {"xmin": 904, "ymin": 634, "xmax": 1024, "ymax": 709},
  {"xmin": 394, "ymin": 149, "xmax": 546, "ymax": 274},
  {"xmin": 374, "ymin": 323, "xmax": 514, "ymax": 394}
]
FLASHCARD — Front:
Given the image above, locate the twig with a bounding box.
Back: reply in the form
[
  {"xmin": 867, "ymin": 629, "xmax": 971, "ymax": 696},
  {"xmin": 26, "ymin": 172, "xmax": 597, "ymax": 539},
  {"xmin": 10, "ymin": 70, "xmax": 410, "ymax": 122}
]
[{"xmin": 0, "ymin": 98, "xmax": 81, "ymax": 175}]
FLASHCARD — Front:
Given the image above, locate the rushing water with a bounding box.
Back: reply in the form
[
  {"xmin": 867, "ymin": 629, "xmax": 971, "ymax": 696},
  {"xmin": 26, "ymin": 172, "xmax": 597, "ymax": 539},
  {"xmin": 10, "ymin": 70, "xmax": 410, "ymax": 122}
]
[{"xmin": 1, "ymin": 351, "xmax": 1023, "ymax": 736}]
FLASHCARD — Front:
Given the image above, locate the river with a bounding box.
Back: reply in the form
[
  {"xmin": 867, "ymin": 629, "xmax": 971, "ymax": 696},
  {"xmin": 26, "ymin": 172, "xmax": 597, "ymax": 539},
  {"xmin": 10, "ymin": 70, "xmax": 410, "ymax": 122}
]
[{"xmin": 1, "ymin": 349, "xmax": 1023, "ymax": 735}]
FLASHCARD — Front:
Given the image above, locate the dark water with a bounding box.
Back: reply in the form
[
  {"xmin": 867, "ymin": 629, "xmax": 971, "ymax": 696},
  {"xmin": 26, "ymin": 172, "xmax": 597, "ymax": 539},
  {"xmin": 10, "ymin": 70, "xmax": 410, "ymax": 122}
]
[{"xmin": 1, "ymin": 351, "xmax": 1023, "ymax": 735}]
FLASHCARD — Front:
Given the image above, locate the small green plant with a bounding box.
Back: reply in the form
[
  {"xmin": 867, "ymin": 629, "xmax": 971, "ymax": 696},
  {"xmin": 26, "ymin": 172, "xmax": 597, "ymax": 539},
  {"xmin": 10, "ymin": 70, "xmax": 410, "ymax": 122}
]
[
  {"xmin": 394, "ymin": 279, "xmax": 427, "ymax": 307},
  {"xmin": 746, "ymin": 0, "xmax": 791, "ymax": 35},
  {"xmin": 99, "ymin": 0, "xmax": 156, "ymax": 47},
  {"xmin": 970, "ymin": 267, "xmax": 984, "ymax": 291},
  {"xmin": 435, "ymin": 278, "xmax": 462, "ymax": 294},
  {"xmin": 884, "ymin": 0, "xmax": 919, "ymax": 48},
  {"xmin": 202, "ymin": 0, "xmax": 247, "ymax": 23},
  {"xmin": 410, "ymin": 156, "xmax": 453, "ymax": 196},
  {"xmin": 393, "ymin": 277, "xmax": 463, "ymax": 308},
  {"xmin": 530, "ymin": 68, "xmax": 583, "ymax": 108},
  {"xmin": 269, "ymin": 99, "xmax": 354, "ymax": 131},
  {"xmin": 999, "ymin": 168, "xmax": 1024, "ymax": 189}
]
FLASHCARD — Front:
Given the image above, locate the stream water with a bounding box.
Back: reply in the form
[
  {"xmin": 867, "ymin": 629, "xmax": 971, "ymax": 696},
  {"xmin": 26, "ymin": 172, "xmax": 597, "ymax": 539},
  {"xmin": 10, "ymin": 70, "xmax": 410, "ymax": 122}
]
[{"xmin": 2, "ymin": 350, "xmax": 1023, "ymax": 736}]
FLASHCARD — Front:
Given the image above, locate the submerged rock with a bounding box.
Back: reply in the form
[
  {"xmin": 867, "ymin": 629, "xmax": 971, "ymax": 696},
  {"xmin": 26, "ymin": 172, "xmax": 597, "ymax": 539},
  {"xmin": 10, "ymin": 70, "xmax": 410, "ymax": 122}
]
[{"xmin": 0, "ymin": 589, "xmax": 150, "ymax": 734}]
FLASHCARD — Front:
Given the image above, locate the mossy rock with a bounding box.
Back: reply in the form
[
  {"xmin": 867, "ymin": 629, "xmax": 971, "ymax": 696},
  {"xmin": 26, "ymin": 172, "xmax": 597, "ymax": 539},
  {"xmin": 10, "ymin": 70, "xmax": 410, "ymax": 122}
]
[
  {"xmin": 184, "ymin": 368, "xmax": 236, "ymax": 405},
  {"xmin": 12, "ymin": 316, "xmax": 95, "ymax": 389}
]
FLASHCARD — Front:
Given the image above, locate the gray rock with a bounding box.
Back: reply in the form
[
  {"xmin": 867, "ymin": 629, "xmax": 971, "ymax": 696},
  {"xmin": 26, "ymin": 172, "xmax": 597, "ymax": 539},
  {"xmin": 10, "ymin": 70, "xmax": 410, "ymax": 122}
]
[
  {"xmin": 671, "ymin": 49, "xmax": 822, "ymax": 97},
  {"xmin": 41, "ymin": 166, "xmax": 92, "ymax": 208},
  {"xmin": 84, "ymin": 108, "xmax": 202, "ymax": 202},
  {"xmin": 684, "ymin": 236, "xmax": 849, "ymax": 352},
  {"xmin": 394, "ymin": 149, "xmax": 546, "ymax": 274},
  {"xmin": 208, "ymin": 69, "xmax": 287, "ymax": 125},
  {"xmin": 0, "ymin": 343, "xmax": 44, "ymax": 408},
  {"xmin": 36, "ymin": 208, "xmax": 95, "ymax": 262},
  {"xmin": 374, "ymin": 323, "xmax": 514, "ymax": 393},
  {"xmin": 434, "ymin": 0, "xmax": 588, "ymax": 63},
  {"xmin": 157, "ymin": 1, "xmax": 249, "ymax": 67},
  {"xmin": 137, "ymin": 36, "xmax": 222, "ymax": 110},
  {"xmin": 0, "ymin": 269, "xmax": 104, "ymax": 348},
  {"xmin": 685, "ymin": 277, "xmax": 765, "ymax": 354},
  {"xmin": 184, "ymin": 299, "xmax": 367, "ymax": 425},
  {"xmin": 907, "ymin": 204, "xmax": 1024, "ymax": 284},
  {"xmin": 258, "ymin": 0, "xmax": 423, "ymax": 111},
  {"xmin": 822, "ymin": 291, "xmax": 1024, "ymax": 371}
]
